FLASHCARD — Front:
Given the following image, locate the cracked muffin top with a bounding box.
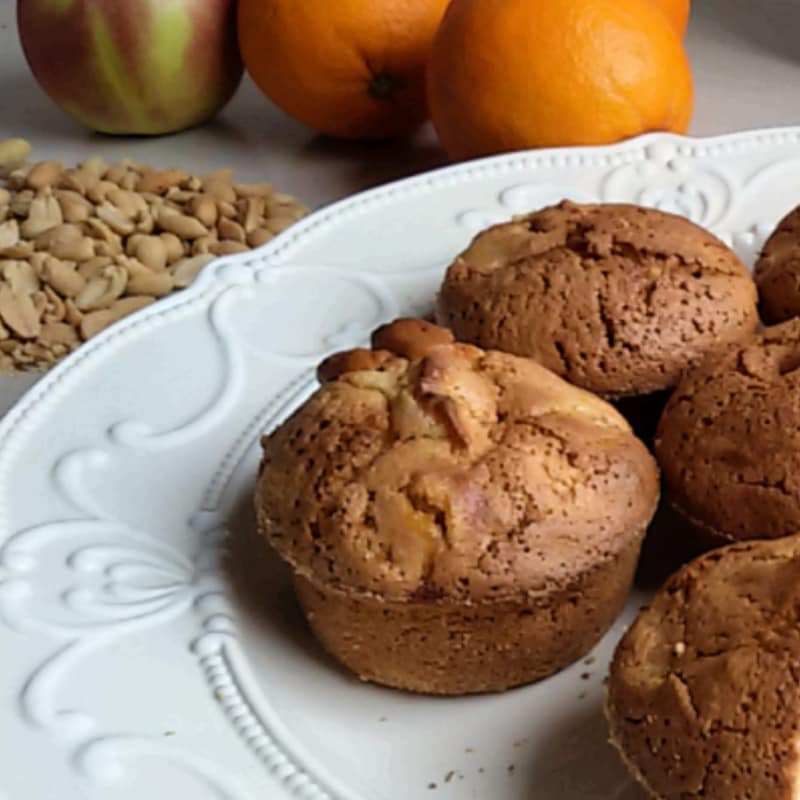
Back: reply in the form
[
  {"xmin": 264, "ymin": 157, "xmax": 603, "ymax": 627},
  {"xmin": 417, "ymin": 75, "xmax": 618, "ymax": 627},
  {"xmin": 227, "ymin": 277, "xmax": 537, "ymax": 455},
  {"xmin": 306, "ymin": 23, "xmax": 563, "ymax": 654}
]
[
  {"xmin": 436, "ymin": 201, "xmax": 759, "ymax": 398},
  {"xmin": 655, "ymin": 319, "xmax": 800, "ymax": 542},
  {"xmin": 607, "ymin": 535, "xmax": 800, "ymax": 800},
  {"xmin": 256, "ymin": 319, "xmax": 659, "ymax": 604}
]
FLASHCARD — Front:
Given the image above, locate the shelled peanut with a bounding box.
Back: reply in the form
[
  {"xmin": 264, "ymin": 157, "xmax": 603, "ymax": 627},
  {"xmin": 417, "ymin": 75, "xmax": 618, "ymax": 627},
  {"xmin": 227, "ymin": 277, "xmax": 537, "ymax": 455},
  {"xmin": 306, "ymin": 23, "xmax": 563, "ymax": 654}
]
[{"xmin": 0, "ymin": 140, "xmax": 308, "ymax": 372}]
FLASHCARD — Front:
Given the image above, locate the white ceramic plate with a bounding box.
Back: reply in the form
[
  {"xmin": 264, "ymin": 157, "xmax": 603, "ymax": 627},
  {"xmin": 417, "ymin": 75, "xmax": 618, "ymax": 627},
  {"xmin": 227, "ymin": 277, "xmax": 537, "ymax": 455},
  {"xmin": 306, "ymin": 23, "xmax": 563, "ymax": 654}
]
[{"xmin": 2, "ymin": 128, "xmax": 799, "ymax": 800}]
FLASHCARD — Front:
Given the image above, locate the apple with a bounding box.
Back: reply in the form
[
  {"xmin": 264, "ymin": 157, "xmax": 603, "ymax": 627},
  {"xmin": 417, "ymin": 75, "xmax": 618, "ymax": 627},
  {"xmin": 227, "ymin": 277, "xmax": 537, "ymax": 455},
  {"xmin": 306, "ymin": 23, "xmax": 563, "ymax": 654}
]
[{"xmin": 17, "ymin": 0, "xmax": 243, "ymax": 135}]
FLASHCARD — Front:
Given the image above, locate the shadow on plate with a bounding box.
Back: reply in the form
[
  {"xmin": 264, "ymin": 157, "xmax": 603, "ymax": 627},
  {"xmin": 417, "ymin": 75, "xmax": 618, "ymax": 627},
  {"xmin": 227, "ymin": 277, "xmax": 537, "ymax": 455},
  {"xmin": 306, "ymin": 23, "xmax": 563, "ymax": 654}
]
[
  {"xmin": 634, "ymin": 500, "xmax": 705, "ymax": 593},
  {"xmin": 523, "ymin": 701, "xmax": 644, "ymax": 799},
  {"xmin": 223, "ymin": 480, "xmax": 356, "ymax": 680},
  {"xmin": 614, "ymin": 389, "xmax": 727, "ymax": 594}
]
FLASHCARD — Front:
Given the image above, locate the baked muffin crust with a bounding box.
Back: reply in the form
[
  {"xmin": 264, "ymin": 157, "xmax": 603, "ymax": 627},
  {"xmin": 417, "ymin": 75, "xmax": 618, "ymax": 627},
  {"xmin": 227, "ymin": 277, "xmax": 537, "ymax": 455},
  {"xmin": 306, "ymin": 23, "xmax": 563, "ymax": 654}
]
[
  {"xmin": 607, "ymin": 535, "xmax": 800, "ymax": 800},
  {"xmin": 259, "ymin": 320, "xmax": 658, "ymax": 603},
  {"xmin": 437, "ymin": 201, "xmax": 758, "ymax": 398},
  {"xmin": 656, "ymin": 318, "xmax": 800, "ymax": 543},
  {"xmin": 257, "ymin": 319, "xmax": 659, "ymax": 693},
  {"xmin": 755, "ymin": 204, "xmax": 800, "ymax": 324}
]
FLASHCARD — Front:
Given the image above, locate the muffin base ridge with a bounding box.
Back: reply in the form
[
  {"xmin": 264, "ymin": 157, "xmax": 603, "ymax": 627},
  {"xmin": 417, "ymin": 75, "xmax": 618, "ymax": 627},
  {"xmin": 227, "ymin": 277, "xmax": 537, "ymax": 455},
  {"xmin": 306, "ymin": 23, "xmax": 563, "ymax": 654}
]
[{"xmin": 293, "ymin": 539, "xmax": 642, "ymax": 696}]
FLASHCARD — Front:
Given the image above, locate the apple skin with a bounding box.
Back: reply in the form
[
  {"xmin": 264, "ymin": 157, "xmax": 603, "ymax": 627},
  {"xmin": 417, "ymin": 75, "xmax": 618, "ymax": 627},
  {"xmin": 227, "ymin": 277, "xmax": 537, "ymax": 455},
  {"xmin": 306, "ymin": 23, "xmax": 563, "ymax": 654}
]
[{"xmin": 17, "ymin": 0, "xmax": 243, "ymax": 135}]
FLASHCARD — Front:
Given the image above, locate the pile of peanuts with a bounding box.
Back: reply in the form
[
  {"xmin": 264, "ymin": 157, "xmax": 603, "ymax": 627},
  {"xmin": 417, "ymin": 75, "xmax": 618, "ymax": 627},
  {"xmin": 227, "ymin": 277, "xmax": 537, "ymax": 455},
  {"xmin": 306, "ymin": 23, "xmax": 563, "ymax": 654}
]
[{"xmin": 0, "ymin": 138, "xmax": 308, "ymax": 372}]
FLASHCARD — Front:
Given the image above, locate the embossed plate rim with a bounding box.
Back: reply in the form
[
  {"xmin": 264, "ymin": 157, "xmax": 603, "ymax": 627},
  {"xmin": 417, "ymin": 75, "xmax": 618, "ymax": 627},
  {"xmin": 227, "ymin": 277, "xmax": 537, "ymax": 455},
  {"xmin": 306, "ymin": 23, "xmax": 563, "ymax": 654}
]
[{"xmin": 2, "ymin": 127, "xmax": 800, "ymax": 800}]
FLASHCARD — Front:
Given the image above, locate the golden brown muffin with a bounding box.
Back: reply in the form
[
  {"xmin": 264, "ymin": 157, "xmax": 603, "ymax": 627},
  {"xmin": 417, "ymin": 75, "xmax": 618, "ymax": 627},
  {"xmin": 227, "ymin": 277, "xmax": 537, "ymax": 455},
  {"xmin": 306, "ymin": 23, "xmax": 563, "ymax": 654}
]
[
  {"xmin": 655, "ymin": 319, "xmax": 800, "ymax": 545},
  {"xmin": 606, "ymin": 535, "xmax": 800, "ymax": 800},
  {"xmin": 437, "ymin": 201, "xmax": 759, "ymax": 398},
  {"xmin": 755, "ymin": 204, "xmax": 800, "ymax": 324},
  {"xmin": 256, "ymin": 319, "xmax": 659, "ymax": 695}
]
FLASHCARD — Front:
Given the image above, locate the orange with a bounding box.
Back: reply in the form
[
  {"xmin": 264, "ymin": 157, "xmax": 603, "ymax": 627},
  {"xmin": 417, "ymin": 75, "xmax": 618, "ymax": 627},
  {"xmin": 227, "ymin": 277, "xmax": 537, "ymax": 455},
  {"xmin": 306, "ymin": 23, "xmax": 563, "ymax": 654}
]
[
  {"xmin": 651, "ymin": 0, "xmax": 691, "ymax": 35},
  {"xmin": 238, "ymin": 0, "xmax": 451, "ymax": 140},
  {"xmin": 427, "ymin": 0, "xmax": 694, "ymax": 161}
]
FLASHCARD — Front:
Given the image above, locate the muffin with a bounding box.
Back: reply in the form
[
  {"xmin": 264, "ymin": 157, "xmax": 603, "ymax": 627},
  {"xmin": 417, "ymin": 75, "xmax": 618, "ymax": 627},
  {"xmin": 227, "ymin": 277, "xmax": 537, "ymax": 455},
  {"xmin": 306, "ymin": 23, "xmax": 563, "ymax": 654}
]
[
  {"xmin": 437, "ymin": 201, "xmax": 759, "ymax": 399},
  {"xmin": 607, "ymin": 535, "xmax": 800, "ymax": 800},
  {"xmin": 755, "ymin": 204, "xmax": 800, "ymax": 324},
  {"xmin": 656, "ymin": 319, "xmax": 800, "ymax": 544},
  {"xmin": 256, "ymin": 318, "xmax": 659, "ymax": 695}
]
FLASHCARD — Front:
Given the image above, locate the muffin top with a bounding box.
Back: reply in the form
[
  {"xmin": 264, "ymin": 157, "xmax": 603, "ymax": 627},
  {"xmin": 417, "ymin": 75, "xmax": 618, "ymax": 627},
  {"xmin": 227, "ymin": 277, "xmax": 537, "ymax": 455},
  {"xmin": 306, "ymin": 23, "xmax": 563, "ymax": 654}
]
[
  {"xmin": 755, "ymin": 204, "xmax": 800, "ymax": 324},
  {"xmin": 437, "ymin": 201, "xmax": 758, "ymax": 398},
  {"xmin": 257, "ymin": 319, "xmax": 659, "ymax": 604},
  {"xmin": 607, "ymin": 535, "xmax": 800, "ymax": 800},
  {"xmin": 656, "ymin": 319, "xmax": 800, "ymax": 542}
]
